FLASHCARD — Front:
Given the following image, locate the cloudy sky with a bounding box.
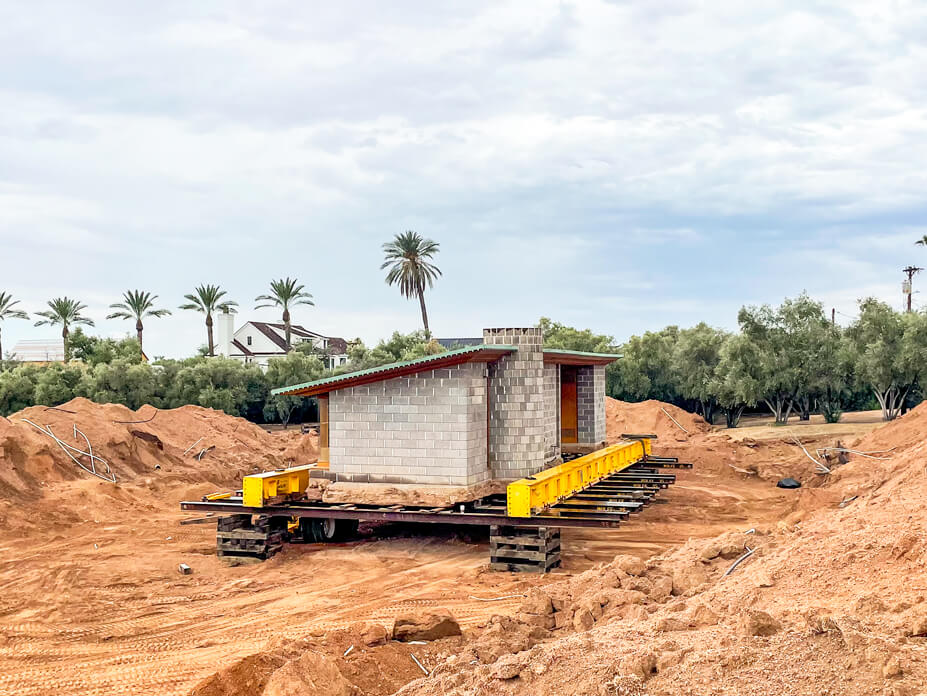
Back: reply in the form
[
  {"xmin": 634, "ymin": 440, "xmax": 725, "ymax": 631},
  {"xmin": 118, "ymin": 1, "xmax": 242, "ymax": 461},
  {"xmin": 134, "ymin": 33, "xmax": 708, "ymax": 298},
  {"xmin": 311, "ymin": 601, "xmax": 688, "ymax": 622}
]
[{"xmin": 2, "ymin": 1, "xmax": 927, "ymax": 358}]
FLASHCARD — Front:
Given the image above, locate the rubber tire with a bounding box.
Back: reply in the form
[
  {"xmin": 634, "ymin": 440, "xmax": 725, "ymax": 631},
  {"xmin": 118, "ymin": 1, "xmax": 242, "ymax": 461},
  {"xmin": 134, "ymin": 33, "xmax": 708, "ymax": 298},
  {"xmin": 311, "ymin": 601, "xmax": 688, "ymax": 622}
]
[{"xmin": 336, "ymin": 518, "xmax": 359, "ymax": 541}]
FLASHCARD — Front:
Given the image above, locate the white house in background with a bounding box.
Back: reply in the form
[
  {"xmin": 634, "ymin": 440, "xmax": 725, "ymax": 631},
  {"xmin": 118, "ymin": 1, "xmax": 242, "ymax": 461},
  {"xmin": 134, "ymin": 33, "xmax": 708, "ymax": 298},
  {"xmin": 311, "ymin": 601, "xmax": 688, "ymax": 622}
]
[{"xmin": 215, "ymin": 312, "xmax": 349, "ymax": 370}]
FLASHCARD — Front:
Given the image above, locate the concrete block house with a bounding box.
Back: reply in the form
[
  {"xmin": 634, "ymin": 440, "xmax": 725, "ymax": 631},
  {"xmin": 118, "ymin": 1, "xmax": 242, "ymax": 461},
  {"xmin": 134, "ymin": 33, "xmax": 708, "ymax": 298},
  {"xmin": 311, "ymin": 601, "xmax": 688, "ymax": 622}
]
[{"xmin": 273, "ymin": 328, "xmax": 619, "ymax": 487}]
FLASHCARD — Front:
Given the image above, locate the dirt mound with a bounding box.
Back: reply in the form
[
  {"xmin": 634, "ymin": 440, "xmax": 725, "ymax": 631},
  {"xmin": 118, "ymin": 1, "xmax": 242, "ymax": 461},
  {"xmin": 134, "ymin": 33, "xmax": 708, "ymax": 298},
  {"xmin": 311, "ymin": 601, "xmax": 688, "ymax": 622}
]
[
  {"xmin": 393, "ymin": 413, "xmax": 927, "ymax": 695},
  {"xmin": 190, "ymin": 621, "xmax": 466, "ymax": 696},
  {"xmin": 0, "ymin": 397, "xmax": 318, "ymax": 511},
  {"xmin": 605, "ymin": 398, "xmax": 710, "ymax": 444}
]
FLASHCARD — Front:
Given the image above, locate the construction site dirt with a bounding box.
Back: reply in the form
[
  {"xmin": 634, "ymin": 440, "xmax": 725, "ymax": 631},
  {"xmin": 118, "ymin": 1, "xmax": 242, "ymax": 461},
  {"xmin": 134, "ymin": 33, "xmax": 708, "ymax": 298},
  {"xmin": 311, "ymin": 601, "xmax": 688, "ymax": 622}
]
[{"xmin": 0, "ymin": 397, "xmax": 924, "ymax": 695}]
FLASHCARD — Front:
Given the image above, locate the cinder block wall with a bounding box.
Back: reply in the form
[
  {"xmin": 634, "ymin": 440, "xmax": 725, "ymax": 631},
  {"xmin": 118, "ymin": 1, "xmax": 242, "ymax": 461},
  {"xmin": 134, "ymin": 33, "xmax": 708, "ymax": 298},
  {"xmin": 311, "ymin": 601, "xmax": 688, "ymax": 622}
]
[
  {"xmin": 483, "ymin": 327, "xmax": 547, "ymax": 479},
  {"xmin": 577, "ymin": 364, "xmax": 606, "ymax": 444},
  {"xmin": 329, "ymin": 362, "xmax": 489, "ymax": 486},
  {"xmin": 543, "ymin": 363, "xmax": 560, "ymax": 462}
]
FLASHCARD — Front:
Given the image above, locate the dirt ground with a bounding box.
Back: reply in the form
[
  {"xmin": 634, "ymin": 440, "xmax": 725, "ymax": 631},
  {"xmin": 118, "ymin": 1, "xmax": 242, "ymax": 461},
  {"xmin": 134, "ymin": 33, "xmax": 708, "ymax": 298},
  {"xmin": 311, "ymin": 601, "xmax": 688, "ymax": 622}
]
[{"xmin": 0, "ymin": 399, "xmax": 909, "ymax": 695}]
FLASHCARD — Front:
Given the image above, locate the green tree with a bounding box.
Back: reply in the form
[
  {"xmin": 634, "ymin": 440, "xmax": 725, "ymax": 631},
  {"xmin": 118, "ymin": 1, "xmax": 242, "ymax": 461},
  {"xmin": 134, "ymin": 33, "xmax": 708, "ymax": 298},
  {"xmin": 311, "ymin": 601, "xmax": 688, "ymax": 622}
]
[
  {"xmin": 613, "ymin": 327, "xmax": 680, "ymax": 403},
  {"xmin": 846, "ymin": 298, "xmax": 922, "ymax": 421},
  {"xmin": 539, "ymin": 317, "xmax": 615, "ymax": 353},
  {"xmin": 917, "ymin": 235, "xmax": 927, "ymax": 247},
  {"xmin": 0, "ymin": 292, "xmax": 29, "ymax": 363},
  {"xmin": 107, "ymin": 290, "xmax": 171, "ymax": 355},
  {"xmin": 0, "ymin": 364, "xmax": 40, "ymax": 415},
  {"xmin": 68, "ymin": 328, "xmax": 143, "ymax": 366},
  {"xmin": 179, "ymin": 284, "xmax": 238, "ymax": 357},
  {"xmin": 381, "ymin": 231, "xmax": 441, "ymax": 337},
  {"xmin": 160, "ymin": 357, "xmax": 267, "ymax": 418},
  {"xmin": 711, "ymin": 334, "xmax": 762, "ymax": 428},
  {"xmin": 254, "ymin": 277, "xmax": 315, "ymax": 349},
  {"xmin": 83, "ymin": 359, "xmax": 158, "ymax": 410},
  {"xmin": 674, "ymin": 323, "xmax": 728, "ymax": 424},
  {"xmin": 33, "ymin": 297, "xmax": 94, "ymax": 361},
  {"xmin": 342, "ymin": 331, "xmax": 444, "ymax": 372},
  {"xmin": 264, "ymin": 351, "xmax": 326, "ymax": 427},
  {"xmin": 778, "ymin": 294, "xmax": 835, "ymax": 421},
  {"xmin": 34, "ymin": 362, "xmax": 86, "ymax": 406}
]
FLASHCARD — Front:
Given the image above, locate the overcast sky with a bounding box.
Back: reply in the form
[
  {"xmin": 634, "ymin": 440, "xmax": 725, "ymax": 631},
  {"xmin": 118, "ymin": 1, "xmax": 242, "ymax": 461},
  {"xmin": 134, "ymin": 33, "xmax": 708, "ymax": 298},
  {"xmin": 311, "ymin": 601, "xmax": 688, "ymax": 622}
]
[{"xmin": 2, "ymin": 1, "xmax": 927, "ymax": 358}]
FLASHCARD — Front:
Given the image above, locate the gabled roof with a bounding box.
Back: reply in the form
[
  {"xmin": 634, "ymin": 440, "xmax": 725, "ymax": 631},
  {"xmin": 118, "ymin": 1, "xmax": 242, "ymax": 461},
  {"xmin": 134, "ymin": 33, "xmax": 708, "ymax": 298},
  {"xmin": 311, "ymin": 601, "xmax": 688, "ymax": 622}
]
[
  {"xmin": 239, "ymin": 321, "xmax": 348, "ymax": 354},
  {"xmin": 543, "ymin": 349, "xmax": 622, "ymax": 366},
  {"xmin": 272, "ymin": 345, "xmax": 517, "ymax": 397}
]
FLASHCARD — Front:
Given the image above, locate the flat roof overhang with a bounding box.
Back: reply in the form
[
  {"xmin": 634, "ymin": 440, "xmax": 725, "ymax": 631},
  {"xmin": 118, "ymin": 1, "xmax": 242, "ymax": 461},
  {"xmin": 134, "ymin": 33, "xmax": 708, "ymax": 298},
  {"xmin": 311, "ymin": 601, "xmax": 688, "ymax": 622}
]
[
  {"xmin": 272, "ymin": 344, "xmax": 517, "ymax": 397},
  {"xmin": 542, "ymin": 349, "xmax": 622, "ymax": 366}
]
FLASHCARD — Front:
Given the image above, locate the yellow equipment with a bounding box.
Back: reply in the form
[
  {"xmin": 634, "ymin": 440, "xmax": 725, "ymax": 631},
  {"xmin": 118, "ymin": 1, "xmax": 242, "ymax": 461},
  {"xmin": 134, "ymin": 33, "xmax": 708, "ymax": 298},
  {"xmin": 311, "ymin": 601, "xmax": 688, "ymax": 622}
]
[
  {"xmin": 506, "ymin": 438, "xmax": 652, "ymax": 517},
  {"xmin": 242, "ymin": 464, "xmax": 314, "ymax": 508}
]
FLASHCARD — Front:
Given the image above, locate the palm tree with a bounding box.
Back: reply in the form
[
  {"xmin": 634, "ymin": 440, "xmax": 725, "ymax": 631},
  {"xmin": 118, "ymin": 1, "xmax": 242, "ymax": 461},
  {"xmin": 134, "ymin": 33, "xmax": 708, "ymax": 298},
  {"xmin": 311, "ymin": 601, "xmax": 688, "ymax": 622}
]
[
  {"xmin": 107, "ymin": 290, "xmax": 172, "ymax": 355},
  {"xmin": 381, "ymin": 231, "xmax": 442, "ymax": 336},
  {"xmin": 917, "ymin": 235, "xmax": 927, "ymax": 247},
  {"xmin": 179, "ymin": 284, "xmax": 237, "ymax": 357},
  {"xmin": 254, "ymin": 278, "xmax": 315, "ymax": 349},
  {"xmin": 34, "ymin": 297, "xmax": 94, "ymax": 361},
  {"xmin": 0, "ymin": 292, "xmax": 29, "ymax": 361}
]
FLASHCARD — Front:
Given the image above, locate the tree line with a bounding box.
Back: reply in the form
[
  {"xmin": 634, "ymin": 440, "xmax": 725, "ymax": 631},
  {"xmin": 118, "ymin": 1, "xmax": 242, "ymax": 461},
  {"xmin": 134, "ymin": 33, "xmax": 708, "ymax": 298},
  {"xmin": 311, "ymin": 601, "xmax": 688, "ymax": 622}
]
[
  {"xmin": 555, "ymin": 294, "xmax": 926, "ymax": 426},
  {"xmin": 0, "ymin": 328, "xmax": 443, "ymax": 424}
]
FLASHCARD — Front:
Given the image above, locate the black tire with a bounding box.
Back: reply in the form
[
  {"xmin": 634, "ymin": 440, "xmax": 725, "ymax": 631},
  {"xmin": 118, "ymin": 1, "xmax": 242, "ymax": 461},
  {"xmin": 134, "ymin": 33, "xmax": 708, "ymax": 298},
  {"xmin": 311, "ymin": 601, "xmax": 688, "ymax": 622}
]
[{"xmin": 336, "ymin": 518, "xmax": 359, "ymax": 540}]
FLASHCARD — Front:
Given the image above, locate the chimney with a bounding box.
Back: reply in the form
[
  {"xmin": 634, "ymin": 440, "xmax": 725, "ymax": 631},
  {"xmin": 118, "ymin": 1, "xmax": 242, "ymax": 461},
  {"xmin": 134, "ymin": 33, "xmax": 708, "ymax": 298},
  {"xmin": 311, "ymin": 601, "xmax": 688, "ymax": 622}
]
[{"xmin": 216, "ymin": 309, "xmax": 235, "ymax": 357}]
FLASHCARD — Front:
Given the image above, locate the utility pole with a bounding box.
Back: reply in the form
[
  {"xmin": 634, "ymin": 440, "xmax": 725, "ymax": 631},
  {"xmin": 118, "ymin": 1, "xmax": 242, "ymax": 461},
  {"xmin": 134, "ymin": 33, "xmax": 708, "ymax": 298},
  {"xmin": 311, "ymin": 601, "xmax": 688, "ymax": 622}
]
[
  {"xmin": 903, "ymin": 265, "xmax": 923, "ymax": 313},
  {"xmin": 831, "ymin": 307, "xmax": 835, "ymax": 325}
]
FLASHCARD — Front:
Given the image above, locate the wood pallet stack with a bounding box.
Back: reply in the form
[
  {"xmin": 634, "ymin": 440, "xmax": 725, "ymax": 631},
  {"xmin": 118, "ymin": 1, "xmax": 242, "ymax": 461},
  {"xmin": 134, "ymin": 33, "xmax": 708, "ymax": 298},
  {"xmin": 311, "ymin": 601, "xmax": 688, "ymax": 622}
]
[
  {"xmin": 216, "ymin": 514, "xmax": 286, "ymax": 566},
  {"xmin": 489, "ymin": 525, "xmax": 561, "ymax": 573}
]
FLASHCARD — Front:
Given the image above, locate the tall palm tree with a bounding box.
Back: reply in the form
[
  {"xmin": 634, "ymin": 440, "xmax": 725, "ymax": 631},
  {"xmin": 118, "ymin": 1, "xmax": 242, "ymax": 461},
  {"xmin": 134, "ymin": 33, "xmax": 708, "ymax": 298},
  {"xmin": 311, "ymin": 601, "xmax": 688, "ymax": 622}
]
[
  {"xmin": 179, "ymin": 284, "xmax": 237, "ymax": 357},
  {"xmin": 107, "ymin": 290, "xmax": 172, "ymax": 355},
  {"xmin": 381, "ymin": 231, "xmax": 442, "ymax": 337},
  {"xmin": 0, "ymin": 292, "xmax": 29, "ymax": 361},
  {"xmin": 917, "ymin": 235, "xmax": 927, "ymax": 247},
  {"xmin": 34, "ymin": 297, "xmax": 94, "ymax": 361},
  {"xmin": 254, "ymin": 278, "xmax": 315, "ymax": 349}
]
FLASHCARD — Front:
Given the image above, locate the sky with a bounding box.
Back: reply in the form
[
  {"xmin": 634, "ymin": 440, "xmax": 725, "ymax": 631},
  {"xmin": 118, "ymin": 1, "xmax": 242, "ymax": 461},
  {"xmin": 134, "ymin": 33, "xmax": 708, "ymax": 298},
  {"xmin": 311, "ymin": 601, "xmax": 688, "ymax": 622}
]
[{"xmin": 2, "ymin": 0, "xmax": 927, "ymax": 358}]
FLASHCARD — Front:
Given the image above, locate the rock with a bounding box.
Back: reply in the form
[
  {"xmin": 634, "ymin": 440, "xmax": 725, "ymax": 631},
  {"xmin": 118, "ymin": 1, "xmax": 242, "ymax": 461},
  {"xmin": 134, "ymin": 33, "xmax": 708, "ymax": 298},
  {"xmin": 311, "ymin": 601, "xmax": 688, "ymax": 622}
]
[
  {"xmin": 907, "ymin": 614, "xmax": 927, "ymax": 637},
  {"xmin": 654, "ymin": 617, "xmax": 688, "ymax": 632},
  {"xmin": 649, "ymin": 576, "xmax": 674, "ymax": 602},
  {"xmin": 700, "ymin": 543, "xmax": 722, "ymax": 561},
  {"xmin": 518, "ymin": 590, "xmax": 553, "ymax": 616},
  {"xmin": 619, "ymin": 652, "xmax": 658, "ymax": 681},
  {"xmin": 739, "ymin": 610, "xmax": 781, "ymax": 637},
  {"xmin": 578, "ymin": 598, "xmax": 604, "ymax": 620},
  {"xmin": 613, "ymin": 555, "xmax": 646, "ymax": 576},
  {"xmin": 554, "ymin": 610, "xmax": 575, "ymax": 630},
  {"xmin": 573, "ymin": 608, "xmax": 595, "ymax": 631},
  {"xmin": 672, "ymin": 564, "xmax": 709, "ymax": 596},
  {"xmin": 490, "ymin": 652, "xmax": 529, "ymax": 680},
  {"xmin": 359, "ymin": 623, "xmax": 389, "ymax": 647},
  {"xmin": 776, "ymin": 477, "xmax": 801, "ymax": 489},
  {"xmin": 882, "ymin": 658, "xmax": 904, "ymax": 679},
  {"xmin": 262, "ymin": 651, "xmax": 355, "ymax": 696},
  {"xmin": 393, "ymin": 610, "xmax": 461, "ymax": 642},
  {"xmin": 755, "ymin": 571, "xmax": 774, "ymax": 588}
]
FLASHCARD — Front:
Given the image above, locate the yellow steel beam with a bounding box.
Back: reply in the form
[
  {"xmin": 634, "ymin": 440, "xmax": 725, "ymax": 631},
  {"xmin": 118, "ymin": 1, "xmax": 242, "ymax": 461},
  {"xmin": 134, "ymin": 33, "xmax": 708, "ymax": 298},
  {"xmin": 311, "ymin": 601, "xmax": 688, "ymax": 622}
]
[
  {"xmin": 242, "ymin": 464, "xmax": 315, "ymax": 508},
  {"xmin": 506, "ymin": 439, "xmax": 652, "ymax": 517}
]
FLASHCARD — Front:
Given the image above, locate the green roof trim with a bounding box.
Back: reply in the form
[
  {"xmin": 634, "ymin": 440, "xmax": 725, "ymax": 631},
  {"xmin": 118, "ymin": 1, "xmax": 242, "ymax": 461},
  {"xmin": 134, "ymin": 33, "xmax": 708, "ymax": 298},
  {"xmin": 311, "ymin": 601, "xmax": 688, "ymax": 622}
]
[
  {"xmin": 543, "ymin": 349, "xmax": 623, "ymax": 359},
  {"xmin": 271, "ymin": 344, "xmax": 518, "ymax": 396}
]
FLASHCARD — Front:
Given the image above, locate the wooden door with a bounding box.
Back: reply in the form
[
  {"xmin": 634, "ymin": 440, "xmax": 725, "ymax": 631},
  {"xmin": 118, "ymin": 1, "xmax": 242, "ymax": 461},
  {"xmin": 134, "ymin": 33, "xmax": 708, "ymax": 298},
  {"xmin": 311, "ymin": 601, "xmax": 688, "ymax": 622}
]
[{"xmin": 561, "ymin": 367, "xmax": 578, "ymax": 444}]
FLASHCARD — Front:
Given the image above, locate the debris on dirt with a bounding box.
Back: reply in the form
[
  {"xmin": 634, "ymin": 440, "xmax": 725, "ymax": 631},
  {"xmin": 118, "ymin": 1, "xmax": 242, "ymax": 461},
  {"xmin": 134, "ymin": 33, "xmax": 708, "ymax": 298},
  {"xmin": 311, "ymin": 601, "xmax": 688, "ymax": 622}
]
[
  {"xmin": 776, "ymin": 477, "xmax": 801, "ymax": 489},
  {"xmin": 178, "ymin": 563, "xmax": 192, "ymax": 575}
]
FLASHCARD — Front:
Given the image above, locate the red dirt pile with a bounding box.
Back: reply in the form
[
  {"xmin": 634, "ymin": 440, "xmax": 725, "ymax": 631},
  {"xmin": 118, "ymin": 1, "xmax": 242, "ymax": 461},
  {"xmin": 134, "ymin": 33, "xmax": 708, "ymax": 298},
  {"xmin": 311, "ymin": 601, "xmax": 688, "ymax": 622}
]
[
  {"xmin": 389, "ymin": 408, "xmax": 927, "ymax": 694},
  {"xmin": 605, "ymin": 398, "xmax": 710, "ymax": 444},
  {"xmin": 0, "ymin": 397, "xmax": 317, "ymax": 516}
]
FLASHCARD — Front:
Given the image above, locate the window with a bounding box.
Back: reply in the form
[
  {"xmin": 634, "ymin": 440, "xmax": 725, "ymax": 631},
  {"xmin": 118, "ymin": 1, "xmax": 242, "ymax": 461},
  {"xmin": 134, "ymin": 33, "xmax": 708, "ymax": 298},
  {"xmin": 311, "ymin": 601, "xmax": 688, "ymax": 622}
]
[
  {"xmin": 339, "ymin": 357, "xmax": 347, "ymax": 365},
  {"xmin": 246, "ymin": 336, "xmax": 252, "ymax": 346}
]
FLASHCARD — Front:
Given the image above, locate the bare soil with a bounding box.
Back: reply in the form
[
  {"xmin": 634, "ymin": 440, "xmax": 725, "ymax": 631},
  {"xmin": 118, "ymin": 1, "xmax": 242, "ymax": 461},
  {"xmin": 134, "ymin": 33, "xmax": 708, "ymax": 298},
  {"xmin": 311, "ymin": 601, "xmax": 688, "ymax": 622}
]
[{"xmin": 0, "ymin": 397, "xmax": 919, "ymax": 695}]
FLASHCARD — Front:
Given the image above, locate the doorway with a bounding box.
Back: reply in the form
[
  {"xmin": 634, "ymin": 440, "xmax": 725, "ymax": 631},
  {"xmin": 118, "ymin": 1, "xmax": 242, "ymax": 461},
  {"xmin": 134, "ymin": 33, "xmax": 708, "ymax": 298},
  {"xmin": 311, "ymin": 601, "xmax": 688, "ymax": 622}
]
[{"xmin": 560, "ymin": 366, "xmax": 578, "ymax": 444}]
